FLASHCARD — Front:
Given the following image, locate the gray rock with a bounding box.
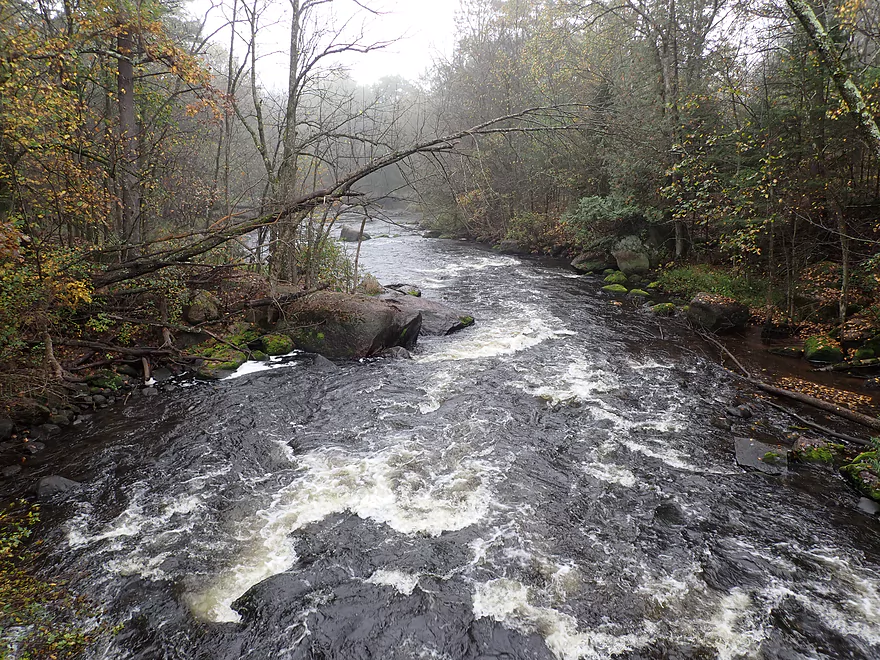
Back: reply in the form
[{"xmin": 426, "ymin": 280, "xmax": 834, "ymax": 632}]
[
  {"xmin": 117, "ymin": 363, "xmax": 140, "ymax": 378},
  {"xmin": 571, "ymin": 252, "xmax": 615, "ymax": 274},
  {"xmin": 24, "ymin": 441, "xmax": 45, "ymax": 454},
  {"xmin": 725, "ymin": 405, "xmax": 753, "ymax": 419},
  {"xmin": 1, "ymin": 465, "xmax": 21, "ymax": 478},
  {"xmin": 495, "ymin": 239, "xmax": 524, "ymax": 254},
  {"xmin": 39, "ymin": 424, "xmax": 61, "ymax": 435},
  {"xmin": 185, "ymin": 290, "xmax": 222, "ymax": 325},
  {"xmin": 0, "ymin": 418, "xmax": 14, "ymax": 440},
  {"xmin": 48, "ymin": 413, "xmax": 70, "ymax": 426},
  {"xmin": 735, "ymin": 437, "xmax": 787, "ymax": 475},
  {"xmin": 382, "ymin": 346, "xmax": 412, "ymax": 359},
  {"xmin": 312, "ymin": 355, "xmax": 338, "ymax": 371},
  {"xmin": 278, "ymin": 291, "xmax": 422, "ymax": 359},
  {"xmin": 92, "ymin": 394, "xmax": 107, "ymax": 405},
  {"xmin": 858, "ymin": 497, "xmax": 880, "ymax": 515},
  {"xmin": 687, "ymin": 293, "xmax": 749, "ymax": 333},
  {"xmin": 611, "ymin": 236, "xmax": 651, "ymax": 276},
  {"xmin": 340, "ymin": 226, "xmax": 371, "ymax": 242},
  {"xmin": 142, "ymin": 387, "xmax": 159, "ymax": 397},
  {"xmin": 152, "ymin": 367, "xmax": 173, "ymax": 382},
  {"xmin": 386, "ymin": 283, "xmax": 422, "ymax": 297},
  {"xmin": 422, "ymin": 230, "xmax": 443, "ymax": 238},
  {"xmin": 709, "ymin": 416, "xmax": 732, "ymax": 431},
  {"xmin": 379, "ymin": 289, "xmax": 475, "ymax": 337},
  {"xmin": 34, "ymin": 475, "xmax": 81, "ymax": 498}
]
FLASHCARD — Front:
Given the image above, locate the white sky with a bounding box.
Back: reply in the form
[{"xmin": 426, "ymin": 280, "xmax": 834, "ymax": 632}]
[{"xmin": 187, "ymin": 0, "xmax": 461, "ymax": 89}]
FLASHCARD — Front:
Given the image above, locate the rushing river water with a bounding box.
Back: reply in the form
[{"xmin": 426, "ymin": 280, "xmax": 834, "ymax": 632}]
[{"xmin": 11, "ymin": 215, "xmax": 880, "ymax": 659}]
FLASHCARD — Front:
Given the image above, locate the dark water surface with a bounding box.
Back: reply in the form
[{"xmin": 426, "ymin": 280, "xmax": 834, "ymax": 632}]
[{"xmin": 10, "ymin": 216, "xmax": 880, "ymax": 659}]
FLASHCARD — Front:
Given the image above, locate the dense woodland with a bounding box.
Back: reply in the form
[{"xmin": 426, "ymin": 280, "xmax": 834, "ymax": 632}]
[{"xmin": 3, "ymin": 0, "xmax": 880, "ymax": 413}]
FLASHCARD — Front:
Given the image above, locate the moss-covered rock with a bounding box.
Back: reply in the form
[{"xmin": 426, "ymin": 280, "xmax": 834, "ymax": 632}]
[
  {"xmin": 647, "ymin": 281, "xmax": 661, "ymax": 289},
  {"xmin": 602, "ymin": 284, "xmax": 629, "ymax": 294},
  {"xmin": 185, "ymin": 290, "xmax": 222, "ymax": 324},
  {"xmin": 627, "ymin": 289, "xmax": 650, "ymax": 298},
  {"xmin": 791, "ymin": 436, "xmax": 843, "ymax": 464},
  {"xmin": 803, "ymin": 335, "xmax": 844, "ymax": 363},
  {"xmin": 840, "ymin": 451, "xmax": 880, "ymax": 501},
  {"xmin": 651, "ymin": 303, "xmax": 676, "ymax": 316},
  {"xmin": 602, "ymin": 269, "xmax": 616, "ymax": 276},
  {"xmin": 252, "ymin": 351, "xmax": 269, "ymax": 361},
  {"xmin": 261, "ymin": 333, "xmax": 294, "ymax": 356},
  {"xmin": 196, "ymin": 345, "xmax": 247, "ymax": 379},
  {"xmin": 85, "ymin": 370, "xmax": 124, "ymax": 390},
  {"xmin": 604, "ymin": 271, "xmax": 629, "ymax": 285}
]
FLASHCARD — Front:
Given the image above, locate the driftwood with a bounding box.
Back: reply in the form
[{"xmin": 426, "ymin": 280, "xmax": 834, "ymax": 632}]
[
  {"xmin": 760, "ymin": 399, "xmax": 870, "ymax": 446},
  {"xmin": 699, "ymin": 331, "xmax": 880, "ymax": 440}
]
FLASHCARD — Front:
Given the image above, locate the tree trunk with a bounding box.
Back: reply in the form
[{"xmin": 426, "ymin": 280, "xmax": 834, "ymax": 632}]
[
  {"xmin": 787, "ymin": 0, "xmax": 880, "ymax": 159},
  {"xmin": 117, "ymin": 25, "xmax": 140, "ymax": 252}
]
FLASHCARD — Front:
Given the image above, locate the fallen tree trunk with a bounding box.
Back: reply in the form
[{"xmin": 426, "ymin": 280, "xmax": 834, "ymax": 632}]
[{"xmin": 699, "ymin": 330, "xmax": 880, "ymax": 438}]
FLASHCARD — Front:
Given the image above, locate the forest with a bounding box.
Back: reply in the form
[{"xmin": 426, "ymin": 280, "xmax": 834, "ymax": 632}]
[
  {"xmin": 2, "ymin": 0, "xmax": 880, "ymax": 409},
  {"xmin": 7, "ymin": 1, "xmax": 880, "ymax": 658}
]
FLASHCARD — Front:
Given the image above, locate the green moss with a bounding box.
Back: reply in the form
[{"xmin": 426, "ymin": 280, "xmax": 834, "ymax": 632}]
[
  {"xmin": 647, "ymin": 281, "xmax": 661, "ymax": 289},
  {"xmin": 763, "ymin": 451, "xmax": 784, "ymax": 464},
  {"xmin": 651, "ymin": 303, "xmax": 676, "ymax": 316},
  {"xmin": 796, "ymin": 446, "xmax": 835, "ymax": 463},
  {"xmin": 459, "ymin": 315, "xmax": 475, "ymax": 327},
  {"xmin": 853, "ymin": 347, "xmax": 876, "ymax": 361},
  {"xmin": 657, "ymin": 264, "xmax": 775, "ymax": 309},
  {"xmin": 769, "ymin": 346, "xmax": 804, "ymax": 358},
  {"xmin": 602, "ymin": 269, "xmax": 616, "ymax": 276},
  {"xmin": 85, "ymin": 370, "xmax": 124, "ymax": 390},
  {"xmin": 261, "ymin": 333, "xmax": 294, "ymax": 356},
  {"xmin": 627, "ymin": 289, "xmax": 650, "ymax": 298},
  {"xmin": 602, "ymin": 284, "xmax": 629, "ymax": 294},
  {"xmin": 604, "ymin": 271, "xmax": 628, "ymax": 285},
  {"xmin": 804, "ymin": 335, "xmax": 844, "ymax": 363},
  {"xmin": 251, "ymin": 350, "xmax": 269, "ymax": 361}
]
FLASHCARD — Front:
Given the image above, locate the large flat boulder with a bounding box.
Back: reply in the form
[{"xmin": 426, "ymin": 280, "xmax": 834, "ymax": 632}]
[
  {"xmin": 686, "ymin": 292, "xmax": 749, "ymax": 333},
  {"xmin": 340, "ymin": 226, "xmax": 371, "ymax": 242},
  {"xmin": 611, "ymin": 236, "xmax": 651, "ymax": 276},
  {"xmin": 378, "ymin": 288, "xmax": 475, "ymax": 336},
  {"xmin": 278, "ymin": 292, "xmax": 421, "ymax": 358}
]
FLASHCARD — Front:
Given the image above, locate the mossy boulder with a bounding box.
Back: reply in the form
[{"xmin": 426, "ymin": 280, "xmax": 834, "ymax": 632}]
[
  {"xmin": 803, "ymin": 335, "xmax": 844, "ymax": 363},
  {"xmin": 686, "ymin": 292, "xmax": 749, "ymax": 333},
  {"xmin": 184, "ymin": 290, "xmax": 222, "ymax": 325},
  {"xmin": 840, "ymin": 451, "xmax": 880, "ymax": 501},
  {"xmin": 627, "ymin": 289, "xmax": 650, "ymax": 298},
  {"xmin": 791, "ymin": 436, "xmax": 843, "ymax": 464},
  {"xmin": 602, "ymin": 284, "xmax": 629, "ymax": 294},
  {"xmin": 261, "ymin": 334, "xmax": 294, "ymax": 356},
  {"xmin": 646, "ymin": 281, "xmax": 661, "ymax": 289},
  {"xmin": 603, "ymin": 271, "xmax": 628, "ymax": 285},
  {"xmin": 611, "ymin": 235, "xmax": 651, "ymax": 276},
  {"xmin": 277, "ymin": 291, "xmax": 422, "ymax": 358},
  {"xmin": 651, "ymin": 303, "xmax": 676, "ymax": 316},
  {"xmin": 602, "ymin": 269, "xmax": 616, "ymax": 276},
  {"xmin": 85, "ymin": 370, "xmax": 124, "ymax": 390},
  {"xmin": 196, "ymin": 345, "xmax": 247, "ymax": 379}
]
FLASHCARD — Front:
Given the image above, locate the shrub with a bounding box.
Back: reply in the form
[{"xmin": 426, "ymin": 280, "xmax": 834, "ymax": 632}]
[
  {"xmin": 657, "ymin": 264, "xmax": 775, "ymax": 309},
  {"xmin": 563, "ymin": 195, "xmax": 656, "ymax": 247}
]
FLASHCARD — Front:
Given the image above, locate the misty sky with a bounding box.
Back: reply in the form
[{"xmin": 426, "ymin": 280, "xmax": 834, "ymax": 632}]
[{"xmin": 187, "ymin": 0, "xmax": 461, "ymax": 89}]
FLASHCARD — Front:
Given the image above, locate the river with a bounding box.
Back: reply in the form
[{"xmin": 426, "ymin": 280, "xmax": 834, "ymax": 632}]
[{"xmin": 13, "ymin": 214, "xmax": 880, "ymax": 659}]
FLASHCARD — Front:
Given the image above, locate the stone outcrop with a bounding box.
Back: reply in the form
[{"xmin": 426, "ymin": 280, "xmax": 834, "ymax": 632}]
[
  {"xmin": 611, "ymin": 236, "xmax": 651, "ymax": 276},
  {"xmin": 340, "ymin": 226, "xmax": 371, "ymax": 242},
  {"xmin": 377, "ymin": 288, "xmax": 474, "ymax": 337},
  {"xmin": 278, "ymin": 292, "xmax": 422, "ymax": 358}
]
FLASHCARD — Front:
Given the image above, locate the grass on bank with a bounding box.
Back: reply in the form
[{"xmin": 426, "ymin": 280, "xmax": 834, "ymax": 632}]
[
  {"xmin": 657, "ymin": 264, "xmax": 775, "ymax": 310},
  {"xmin": 1, "ymin": 501, "xmax": 109, "ymax": 659}
]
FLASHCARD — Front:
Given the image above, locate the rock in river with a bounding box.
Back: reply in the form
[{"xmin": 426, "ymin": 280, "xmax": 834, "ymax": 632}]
[
  {"xmin": 340, "ymin": 226, "xmax": 371, "ymax": 242},
  {"xmin": 34, "ymin": 475, "xmax": 81, "ymax": 498},
  {"xmin": 278, "ymin": 291, "xmax": 422, "ymax": 358},
  {"xmin": 378, "ymin": 288, "xmax": 475, "ymax": 336}
]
